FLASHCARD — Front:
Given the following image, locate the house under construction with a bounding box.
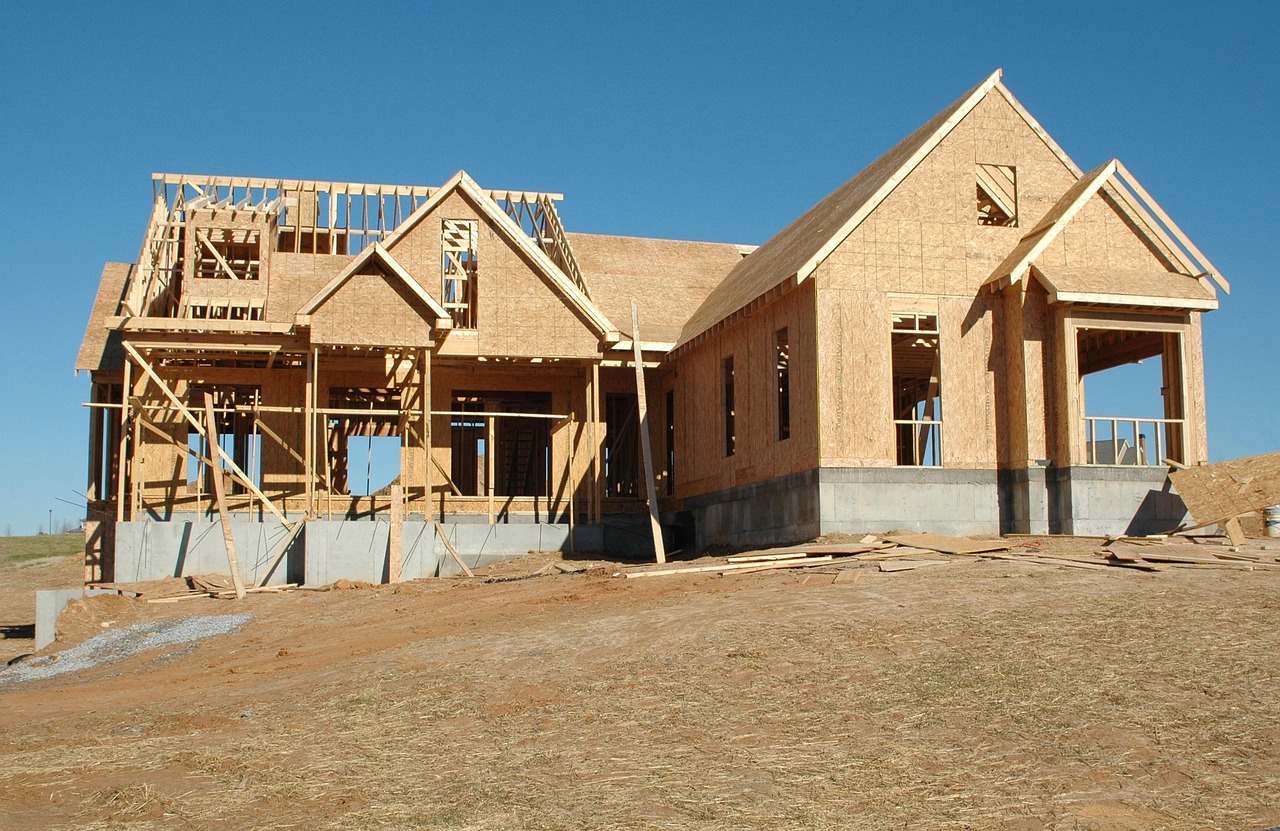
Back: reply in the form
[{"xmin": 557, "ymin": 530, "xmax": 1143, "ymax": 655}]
[{"xmin": 76, "ymin": 70, "xmax": 1226, "ymax": 585}]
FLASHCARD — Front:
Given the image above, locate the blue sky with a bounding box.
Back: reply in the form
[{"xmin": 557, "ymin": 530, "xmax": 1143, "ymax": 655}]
[{"xmin": 0, "ymin": 1, "xmax": 1276, "ymax": 534}]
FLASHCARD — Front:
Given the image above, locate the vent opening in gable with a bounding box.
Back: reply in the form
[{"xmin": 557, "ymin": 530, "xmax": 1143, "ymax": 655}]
[{"xmin": 977, "ymin": 163, "xmax": 1017, "ymax": 227}]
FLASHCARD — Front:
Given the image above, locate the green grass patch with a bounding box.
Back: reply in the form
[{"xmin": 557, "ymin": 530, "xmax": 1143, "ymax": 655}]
[{"xmin": 0, "ymin": 533, "xmax": 82, "ymax": 565}]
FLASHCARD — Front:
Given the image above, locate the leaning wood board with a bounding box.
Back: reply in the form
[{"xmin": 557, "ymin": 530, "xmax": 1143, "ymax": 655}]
[
  {"xmin": 1169, "ymin": 450, "xmax": 1280, "ymax": 526},
  {"xmin": 882, "ymin": 533, "xmax": 1010, "ymax": 555}
]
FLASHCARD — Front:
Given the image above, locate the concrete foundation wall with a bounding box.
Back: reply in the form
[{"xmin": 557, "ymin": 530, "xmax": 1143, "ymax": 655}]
[
  {"xmin": 115, "ymin": 516, "xmax": 302, "ymax": 586},
  {"xmin": 684, "ymin": 469, "xmax": 822, "ymax": 550},
  {"xmin": 998, "ymin": 466, "xmax": 1052, "ymax": 535},
  {"xmin": 819, "ymin": 467, "xmax": 1001, "ymax": 537},
  {"xmin": 1049, "ymin": 466, "xmax": 1188, "ymax": 536},
  {"xmin": 112, "ymin": 515, "xmax": 608, "ymax": 586}
]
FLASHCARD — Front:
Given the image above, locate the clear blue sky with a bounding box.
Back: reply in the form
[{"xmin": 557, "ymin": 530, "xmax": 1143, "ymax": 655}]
[{"xmin": 0, "ymin": 1, "xmax": 1276, "ymax": 534}]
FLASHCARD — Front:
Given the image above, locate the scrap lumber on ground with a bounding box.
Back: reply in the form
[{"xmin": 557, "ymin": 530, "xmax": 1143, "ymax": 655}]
[
  {"xmin": 881, "ymin": 533, "xmax": 1010, "ymax": 555},
  {"xmin": 622, "ymin": 530, "xmax": 1275, "ymax": 580}
]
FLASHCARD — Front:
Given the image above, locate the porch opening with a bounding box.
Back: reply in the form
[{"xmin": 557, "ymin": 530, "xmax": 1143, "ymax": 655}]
[
  {"xmin": 1077, "ymin": 329, "xmax": 1185, "ymax": 466},
  {"xmin": 449, "ymin": 391, "xmax": 552, "ymax": 497},
  {"xmin": 604, "ymin": 392, "xmax": 639, "ymax": 498}
]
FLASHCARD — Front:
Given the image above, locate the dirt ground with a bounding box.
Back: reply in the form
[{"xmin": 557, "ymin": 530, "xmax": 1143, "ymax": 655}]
[{"xmin": 2, "ymin": 539, "xmax": 1280, "ymax": 830}]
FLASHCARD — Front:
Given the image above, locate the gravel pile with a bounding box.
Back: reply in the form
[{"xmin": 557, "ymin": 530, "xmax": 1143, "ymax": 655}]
[{"xmin": 0, "ymin": 614, "xmax": 252, "ymax": 684}]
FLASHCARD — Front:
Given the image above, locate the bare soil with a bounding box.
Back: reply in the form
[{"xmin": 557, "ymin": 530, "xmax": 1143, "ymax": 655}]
[{"xmin": 2, "ymin": 540, "xmax": 1279, "ymax": 829}]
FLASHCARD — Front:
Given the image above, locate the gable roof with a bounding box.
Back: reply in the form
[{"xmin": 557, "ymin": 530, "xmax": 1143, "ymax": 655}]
[
  {"xmin": 297, "ymin": 242, "xmax": 453, "ymax": 327},
  {"xmin": 675, "ymin": 69, "xmax": 1057, "ymax": 352},
  {"xmin": 380, "ymin": 170, "xmax": 620, "ymax": 341},
  {"xmin": 985, "ymin": 160, "xmax": 1228, "ymax": 296},
  {"xmin": 567, "ymin": 232, "xmax": 751, "ymax": 345}
]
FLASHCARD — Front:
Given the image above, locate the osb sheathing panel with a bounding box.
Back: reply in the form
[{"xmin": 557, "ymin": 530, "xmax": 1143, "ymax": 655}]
[
  {"xmin": 937, "ymin": 294, "xmax": 998, "ymax": 468},
  {"xmin": 997, "ymin": 284, "xmax": 1051, "ymax": 465},
  {"xmin": 1169, "ymin": 450, "xmax": 1280, "ymax": 525},
  {"xmin": 266, "ymin": 253, "xmax": 353, "ymax": 323},
  {"xmin": 76, "ymin": 262, "xmax": 131, "ymax": 372},
  {"xmin": 673, "ymin": 281, "xmax": 818, "ymax": 500},
  {"xmin": 386, "ymin": 192, "xmax": 601, "ymax": 359},
  {"xmin": 569, "ymin": 232, "xmax": 747, "ymax": 344},
  {"xmin": 1034, "ymin": 190, "xmax": 1171, "ymax": 275},
  {"xmin": 309, "ymin": 270, "xmax": 436, "ymax": 347},
  {"xmin": 814, "ymin": 288, "xmax": 893, "ymax": 466},
  {"xmin": 1185, "ymin": 313, "xmax": 1208, "ymax": 463},
  {"xmin": 817, "ymin": 90, "xmax": 1077, "ymax": 300}
]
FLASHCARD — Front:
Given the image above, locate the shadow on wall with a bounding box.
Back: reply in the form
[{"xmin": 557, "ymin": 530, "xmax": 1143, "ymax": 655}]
[{"xmin": 1125, "ymin": 482, "xmax": 1188, "ymax": 536}]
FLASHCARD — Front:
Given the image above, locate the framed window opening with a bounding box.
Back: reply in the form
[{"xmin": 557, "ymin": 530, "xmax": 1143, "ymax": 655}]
[
  {"xmin": 441, "ymin": 219, "xmax": 479, "ymax": 329},
  {"xmin": 775, "ymin": 327, "xmax": 791, "ymax": 441},
  {"xmin": 891, "ymin": 313, "xmax": 942, "ymax": 466},
  {"xmin": 723, "ymin": 355, "xmax": 736, "ymax": 457}
]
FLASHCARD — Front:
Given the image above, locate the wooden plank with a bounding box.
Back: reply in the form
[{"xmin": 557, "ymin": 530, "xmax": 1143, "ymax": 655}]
[
  {"xmin": 433, "ymin": 520, "xmax": 475, "ymax": 578},
  {"xmin": 725, "ymin": 552, "xmax": 811, "ymax": 564},
  {"xmin": 1223, "ymin": 516, "xmax": 1247, "ymax": 547},
  {"xmin": 879, "ymin": 560, "xmax": 952, "ymax": 573},
  {"xmin": 626, "ymin": 556, "xmax": 835, "ymax": 578},
  {"xmin": 388, "ymin": 484, "xmax": 403, "ymax": 583},
  {"xmin": 204, "ymin": 394, "xmax": 246, "ymax": 600},
  {"xmin": 632, "ymin": 301, "xmax": 666, "ymax": 564},
  {"xmin": 882, "ymin": 532, "xmax": 1010, "ymax": 555}
]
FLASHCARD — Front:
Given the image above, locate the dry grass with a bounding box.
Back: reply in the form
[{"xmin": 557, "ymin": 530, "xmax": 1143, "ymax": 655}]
[{"xmin": 2, "ymin": 554, "xmax": 1280, "ymax": 829}]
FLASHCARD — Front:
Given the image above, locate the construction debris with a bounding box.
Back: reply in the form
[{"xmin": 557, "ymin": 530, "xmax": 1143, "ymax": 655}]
[
  {"xmin": 1170, "ymin": 450, "xmax": 1280, "ymax": 532},
  {"xmin": 621, "ymin": 530, "xmax": 1274, "ymax": 580}
]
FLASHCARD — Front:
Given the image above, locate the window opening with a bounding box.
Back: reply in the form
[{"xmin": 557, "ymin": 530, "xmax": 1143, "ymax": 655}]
[
  {"xmin": 327, "ymin": 387, "xmax": 402, "ymax": 495},
  {"xmin": 194, "ymin": 227, "xmax": 262, "ymax": 279},
  {"xmin": 604, "ymin": 393, "xmax": 639, "ymax": 497},
  {"xmin": 665, "ymin": 389, "xmax": 675, "ymax": 496},
  {"xmin": 891, "ymin": 313, "xmax": 941, "ymax": 466},
  {"xmin": 723, "ymin": 356, "xmax": 736, "ymax": 457},
  {"xmin": 976, "ymin": 163, "xmax": 1017, "ymax": 227},
  {"xmin": 776, "ymin": 328, "xmax": 791, "ymax": 441},
  {"xmin": 188, "ymin": 385, "xmax": 262, "ymax": 494},
  {"xmin": 442, "ymin": 219, "xmax": 479, "ymax": 328}
]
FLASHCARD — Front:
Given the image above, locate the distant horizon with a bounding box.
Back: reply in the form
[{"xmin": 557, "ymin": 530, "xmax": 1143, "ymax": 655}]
[{"xmin": 1, "ymin": 1, "xmax": 1276, "ymax": 533}]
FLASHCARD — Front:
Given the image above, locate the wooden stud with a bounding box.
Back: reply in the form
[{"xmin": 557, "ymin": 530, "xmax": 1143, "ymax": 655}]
[
  {"xmin": 204, "ymin": 393, "xmax": 247, "ymax": 600},
  {"xmin": 632, "ymin": 302, "xmax": 667, "ymax": 564},
  {"xmin": 433, "ymin": 520, "xmax": 475, "ymax": 577},
  {"xmin": 388, "ymin": 484, "xmax": 403, "ymax": 583}
]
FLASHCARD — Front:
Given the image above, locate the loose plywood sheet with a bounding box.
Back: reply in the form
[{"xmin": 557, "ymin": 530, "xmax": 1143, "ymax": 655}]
[
  {"xmin": 882, "ymin": 532, "xmax": 1010, "ymax": 555},
  {"xmin": 1169, "ymin": 451, "xmax": 1280, "ymax": 525}
]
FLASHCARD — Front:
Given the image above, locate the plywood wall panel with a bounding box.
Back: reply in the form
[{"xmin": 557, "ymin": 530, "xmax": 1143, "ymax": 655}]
[{"xmin": 671, "ymin": 282, "xmax": 818, "ymax": 500}]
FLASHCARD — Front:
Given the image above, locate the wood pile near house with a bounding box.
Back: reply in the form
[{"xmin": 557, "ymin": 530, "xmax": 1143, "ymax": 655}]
[{"xmin": 620, "ymin": 530, "xmax": 1278, "ymax": 580}]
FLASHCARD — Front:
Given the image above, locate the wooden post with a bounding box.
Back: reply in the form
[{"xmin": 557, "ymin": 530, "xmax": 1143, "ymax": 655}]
[
  {"xmin": 421, "ymin": 346, "xmax": 431, "ymax": 517},
  {"xmin": 388, "ymin": 483, "xmax": 404, "ymax": 583},
  {"xmin": 116, "ymin": 359, "xmax": 132, "ymax": 521},
  {"xmin": 204, "ymin": 393, "xmax": 247, "ymax": 600},
  {"xmin": 631, "ymin": 302, "xmax": 667, "ymax": 564},
  {"xmin": 567, "ymin": 416, "xmax": 576, "ymax": 556},
  {"xmin": 486, "ymin": 414, "xmax": 495, "ymax": 525},
  {"xmin": 592, "ymin": 361, "xmax": 602, "ymax": 524},
  {"xmin": 304, "ymin": 347, "xmax": 315, "ymax": 517}
]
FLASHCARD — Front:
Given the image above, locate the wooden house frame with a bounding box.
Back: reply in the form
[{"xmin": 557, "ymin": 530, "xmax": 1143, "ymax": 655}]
[{"xmin": 78, "ymin": 70, "xmax": 1225, "ymax": 583}]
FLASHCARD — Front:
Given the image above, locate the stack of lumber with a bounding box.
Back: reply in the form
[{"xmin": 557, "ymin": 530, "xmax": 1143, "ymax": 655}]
[
  {"xmin": 621, "ymin": 531, "xmax": 1276, "ymax": 579},
  {"xmin": 127, "ymin": 574, "xmax": 299, "ymax": 603}
]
